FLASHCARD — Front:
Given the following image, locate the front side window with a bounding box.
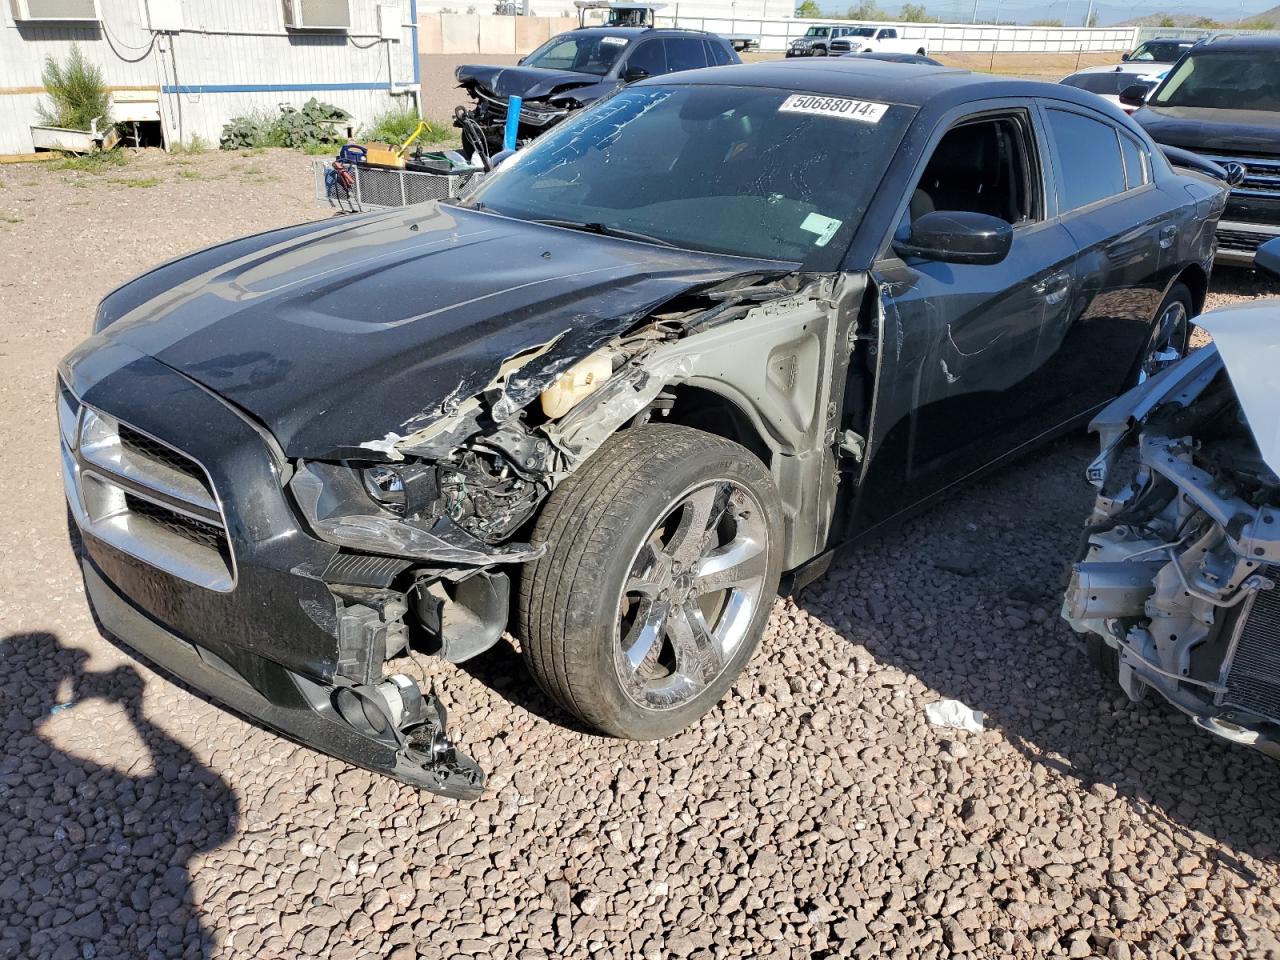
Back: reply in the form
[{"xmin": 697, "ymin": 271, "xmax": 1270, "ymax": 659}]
[
  {"xmin": 1151, "ymin": 51, "xmax": 1280, "ymax": 111},
  {"xmin": 878, "ymin": 28, "xmax": 897, "ymax": 39},
  {"xmin": 625, "ymin": 40, "xmax": 666, "ymax": 78},
  {"xmin": 805, "ymin": 27, "xmax": 831, "ymax": 37},
  {"xmin": 523, "ymin": 34, "xmax": 630, "ymax": 76},
  {"xmin": 466, "ymin": 85, "xmax": 916, "ymax": 264},
  {"xmin": 907, "ymin": 114, "xmax": 1040, "ymax": 227},
  {"xmin": 1045, "ymin": 109, "xmax": 1127, "ymax": 212}
]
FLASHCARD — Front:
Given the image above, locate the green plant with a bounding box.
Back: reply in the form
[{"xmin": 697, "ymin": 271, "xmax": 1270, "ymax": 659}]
[
  {"xmin": 1156, "ymin": 14, "xmax": 1177, "ymax": 26},
  {"xmin": 844, "ymin": 0, "xmax": 884, "ymax": 19},
  {"xmin": 219, "ymin": 99, "xmax": 349, "ymax": 151},
  {"xmin": 796, "ymin": 0, "xmax": 821, "ymax": 16},
  {"xmin": 119, "ymin": 177, "xmax": 161, "ymax": 188},
  {"xmin": 362, "ymin": 108, "xmax": 451, "ymax": 146},
  {"xmin": 37, "ymin": 44, "xmax": 111, "ymax": 132},
  {"xmin": 52, "ymin": 151, "xmax": 127, "ymax": 173},
  {"xmin": 172, "ymin": 133, "xmax": 210, "ymax": 154},
  {"xmin": 1031, "ymin": 17, "xmax": 1063, "ymax": 26},
  {"xmin": 899, "ymin": 3, "xmax": 936, "ymax": 22}
]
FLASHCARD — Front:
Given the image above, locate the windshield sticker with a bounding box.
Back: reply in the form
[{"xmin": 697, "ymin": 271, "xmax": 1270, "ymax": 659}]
[
  {"xmin": 779, "ymin": 95, "xmax": 888, "ymax": 124},
  {"xmin": 800, "ymin": 212, "xmax": 842, "ymax": 247},
  {"xmin": 600, "ymin": 36, "xmax": 628, "ymax": 45}
]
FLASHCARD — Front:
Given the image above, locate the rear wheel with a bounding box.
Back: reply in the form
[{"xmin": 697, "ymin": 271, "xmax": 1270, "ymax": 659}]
[
  {"xmin": 1135, "ymin": 282, "xmax": 1192, "ymax": 386},
  {"xmin": 516, "ymin": 425, "xmax": 783, "ymax": 739}
]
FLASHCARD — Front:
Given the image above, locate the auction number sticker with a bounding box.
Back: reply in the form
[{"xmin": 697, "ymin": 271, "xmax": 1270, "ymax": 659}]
[{"xmin": 779, "ymin": 95, "xmax": 888, "ymax": 123}]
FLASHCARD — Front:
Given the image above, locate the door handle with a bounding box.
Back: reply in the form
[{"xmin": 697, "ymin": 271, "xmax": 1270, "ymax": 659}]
[
  {"xmin": 1033, "ymin": 273, "xmax": 1072, "ymax": 306},
  {"xmin": 1159, "ymin": 224, "xmax": 1178, "ymax": 250}
]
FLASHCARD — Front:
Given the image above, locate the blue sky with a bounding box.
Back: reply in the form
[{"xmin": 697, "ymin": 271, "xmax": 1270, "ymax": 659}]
[{"xmin": 832, "ymin": 0, "xmax": 1276, "ymax": 24}]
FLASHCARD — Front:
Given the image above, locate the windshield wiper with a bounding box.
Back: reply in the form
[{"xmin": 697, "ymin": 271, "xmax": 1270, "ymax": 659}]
[{"xmin": 530, "ymin": 218, "xmax": 676, "ymax": 247}]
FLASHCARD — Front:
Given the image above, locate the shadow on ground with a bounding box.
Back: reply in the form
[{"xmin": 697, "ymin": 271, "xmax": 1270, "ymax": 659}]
[
  {"xmin": 795, "ymin": 434, "xmax": 1280, "ymax": 868},
  {"xmin": 0, "ymin": 631, "xmax": 237, "ymax": 960}
]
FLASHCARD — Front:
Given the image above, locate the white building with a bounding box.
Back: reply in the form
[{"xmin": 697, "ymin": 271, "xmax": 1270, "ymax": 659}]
[{"xmin": 0, "ymin": 0, "xmax": 420, "ymax": 155}]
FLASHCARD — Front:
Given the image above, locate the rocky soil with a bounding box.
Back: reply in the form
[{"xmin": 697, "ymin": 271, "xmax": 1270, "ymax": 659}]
[{"xmin": 1, "ymin": 149, "xmax": 1279, "ymax": 960}]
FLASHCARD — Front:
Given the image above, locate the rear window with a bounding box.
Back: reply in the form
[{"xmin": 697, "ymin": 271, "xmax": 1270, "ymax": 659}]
[{"xmin": 1045, "ymin": 109, "xmax": 1127, "ymax": 212}]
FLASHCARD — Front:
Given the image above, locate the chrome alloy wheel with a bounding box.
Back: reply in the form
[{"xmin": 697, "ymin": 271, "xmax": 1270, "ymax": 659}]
[
  {"xmin": 614, "ymin": 480, "xmax": 771, "ymax": 710},
  {"xmin": 1138, "ymin": 299, "xmax": 1189, "ymax": 384}
]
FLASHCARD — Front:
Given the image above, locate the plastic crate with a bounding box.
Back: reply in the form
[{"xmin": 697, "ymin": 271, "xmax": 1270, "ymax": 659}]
[{"xmin": 312, "ymin": 159, "xmax": 479, "ymax": 212}]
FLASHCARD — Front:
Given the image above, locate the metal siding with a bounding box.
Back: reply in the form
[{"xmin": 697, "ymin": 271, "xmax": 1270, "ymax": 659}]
[{"xmin": 0, "ymin": 0, "xmax": 413, "ymax": 153}]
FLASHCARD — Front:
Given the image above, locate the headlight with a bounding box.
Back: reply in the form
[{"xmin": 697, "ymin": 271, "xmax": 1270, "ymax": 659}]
[
  {"xmin": 362, "ymin": 464, "xmax": 407, "ymax": 514},
  {"xmin": 359, "ymin": 462, "xmax": 439, "ymax": 517}
]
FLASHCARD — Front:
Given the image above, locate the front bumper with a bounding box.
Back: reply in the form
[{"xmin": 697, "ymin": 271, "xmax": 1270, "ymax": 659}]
[{"xmin": 60, "ymin": 350, "xmax": 485, "ymax": 798}]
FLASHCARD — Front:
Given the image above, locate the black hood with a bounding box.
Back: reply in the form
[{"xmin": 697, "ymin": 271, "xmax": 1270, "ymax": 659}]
[
  {"xmin": 67, "ymin": 205, "xmax": 785, "ymax": 460},
  {"xmin": 1134, "ymin": 105, "xmax": 1280, "ymax": 156},
  {"xmin": 456, "ymin": 64, "xmax": 610, "ymax": 102}
]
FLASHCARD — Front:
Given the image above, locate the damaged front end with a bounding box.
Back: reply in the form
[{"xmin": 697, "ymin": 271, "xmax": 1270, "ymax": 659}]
[
  {"xmin": 1063, "ymin": 306, "xmax": 1280, "ymax": 756},
  {"xmin": 454, "ymin": 65, "xmax": 602, "ymax": 151}
]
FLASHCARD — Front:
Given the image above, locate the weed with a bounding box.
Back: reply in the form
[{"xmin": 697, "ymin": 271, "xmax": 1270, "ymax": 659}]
[
  {"xmin": 119, "ymin": 177, "xmax": 161, "ymax": 188},
  {"xmin": 52, "ymin": 151, "xmax": 127, "ymax": 173},
  {"xmin": 176, "ymin": 169, "xmax": 202, "ymax": 181},
  {"xmin": 362, "ymin": 109, "xmax": 451, "ymax": 147},
  {"xmin": 37, "ymin": 44, "xmax": 111, "ymax": 132},
  {"xmin": 220, "ymin": 99, "xmax": 349, "ymax": 151},
  {"xmin": 0, "ymin": 215, "xmax": 21, "ymax": 225}
]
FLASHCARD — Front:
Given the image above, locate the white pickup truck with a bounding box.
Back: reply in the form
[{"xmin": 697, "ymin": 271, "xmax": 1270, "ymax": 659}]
[{"xmin": 786, "ymin": 24, "xmax": 928, "ymax": 58}]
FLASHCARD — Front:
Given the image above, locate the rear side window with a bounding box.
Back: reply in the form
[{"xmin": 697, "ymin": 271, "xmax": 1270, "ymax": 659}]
[
  {"xmin": 707, "ymin": 39, "xmax": 733, "ymax": 66},
  {"xmin": 663, "ymin": 37, "xmax": 709, "ymax": 73},
  {"xmin": 1045, "ymin": 109, "xmax": 1127, "ymax": 212},
  {"xmin": 1119, "ymin": 132, "xmax": 1150, "ymax": 189}
]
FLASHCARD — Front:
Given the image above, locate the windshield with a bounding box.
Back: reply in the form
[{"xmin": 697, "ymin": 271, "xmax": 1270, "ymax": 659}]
[
  {"xmin": 522, "ymin": 33, "xmax": 630, "ymax": 75},
  {"xmin": 804, "ymin": 27, "xmax": 830, "ymax": 36},
  {"xmin": 1151, "ymin": 51, "xmax": 1280, "ymax": 110},
  {"xmin": 463, "ymin": 85, "xmax": 914, "ymax": 265},
  {"xmin": 1130, "ymin": 40, "xmax": 1189, "ymax": 62}
]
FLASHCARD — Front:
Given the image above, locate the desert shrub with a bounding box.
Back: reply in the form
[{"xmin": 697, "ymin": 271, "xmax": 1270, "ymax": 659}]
[
  {"xmin": 219, "ymin": 99, "xmax": 349, "ymax": 151},
  {"xmin": 363, "ymin": 108, "xmax": 450, "ymax": 146},
  {"xmin": 37, "ymin": 44, "xmax": 111, "ymax": 132}
]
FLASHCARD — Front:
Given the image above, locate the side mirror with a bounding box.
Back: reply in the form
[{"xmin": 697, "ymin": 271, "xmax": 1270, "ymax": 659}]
[
  {"xmin": 623, "ymin": 65, "xmax": 650, "ymax": 83},
  {"xmin": 1255, "ymin": 237, "xmax": 1280, "ymax": 280},
  {"xmin": 893, "ymin": 210, "xmax": 1013, "ymax": 266},
  {"xmin": 1121, "ymin": 51, "xmax": 1131, "ymax": 61},
  {"xmin": 1119, "ymin": 83, "xmax": 1150, "ymax": 108}
]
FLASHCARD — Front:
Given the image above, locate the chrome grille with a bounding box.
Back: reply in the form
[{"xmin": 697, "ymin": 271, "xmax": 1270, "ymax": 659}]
[
  {"xmin": 1200, "ymin": 151, "xmax": 1280, "ymax": 200},
  {"xmin": 1218, "ymin": 229, "xmax": 1268, "ymax": 253},
  {"xmin": 59, "ymin": 380, "xmax": 235, "ymax": 592},
  {"xmin": 1220, "ymin": 572, "xmax": 1280, "ymax": 724}
]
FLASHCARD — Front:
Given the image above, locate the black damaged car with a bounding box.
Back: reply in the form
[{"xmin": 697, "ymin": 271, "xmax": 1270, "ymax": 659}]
[
  {"xmin": 61, "ymin": 60, "xmax": 1225, "ymax": 797},
  {"xmin": 455, "ymin": 25, "xmax": 739, "ymax": 150}
]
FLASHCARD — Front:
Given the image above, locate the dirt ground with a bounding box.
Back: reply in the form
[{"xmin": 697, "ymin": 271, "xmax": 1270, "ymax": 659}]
[{"xmin": 2, "ymin": 147, "xmax": 1280, "ymax": 960}]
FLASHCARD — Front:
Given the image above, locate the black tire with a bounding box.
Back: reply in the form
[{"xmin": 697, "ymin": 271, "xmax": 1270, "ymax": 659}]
[
  {"xmin": 1086, "ymin": 634, "xmax": 1120, "ymax": 685},
  {"xmin": 515, "ymin": 425, "xmax": 784, "ymax": 739},
  {"xmin": 1130, "ymin": 281, "xmax": 1192, "ymax": 388}
]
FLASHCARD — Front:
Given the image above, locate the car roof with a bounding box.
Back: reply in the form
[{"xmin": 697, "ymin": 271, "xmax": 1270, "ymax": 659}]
[
  {"xmin": 643, "ymin": 58, "xmax": 1113, "ymax": 111},
  {"xmin": 1197, "ymin": 34, "xmax": 1280, "ymax": 51},
  {"xmin": 564, "ymin": 25, "xmax": 715, "ymax": 38}
]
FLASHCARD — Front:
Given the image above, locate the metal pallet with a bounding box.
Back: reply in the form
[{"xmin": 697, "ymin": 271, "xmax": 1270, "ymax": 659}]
[{"xmin": 312, "ymin": 158, "xmax": 478, "ymax": 212}]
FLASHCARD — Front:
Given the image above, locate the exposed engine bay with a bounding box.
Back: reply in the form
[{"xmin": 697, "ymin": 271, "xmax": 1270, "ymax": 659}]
[{"xmin": 1064, "ymin": 307, "xmax": 1280, "ymax": 757}]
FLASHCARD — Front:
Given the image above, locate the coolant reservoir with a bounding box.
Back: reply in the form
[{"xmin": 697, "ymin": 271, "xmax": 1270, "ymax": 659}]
[{"xmin": 540, "ymin": 351, "xmax": 614, "ymax": 419}]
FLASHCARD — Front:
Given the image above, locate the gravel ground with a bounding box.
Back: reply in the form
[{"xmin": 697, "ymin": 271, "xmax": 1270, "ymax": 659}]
[{"xmin": 2, "ymin": 148, "xmax": 1280, "ymax": 960}]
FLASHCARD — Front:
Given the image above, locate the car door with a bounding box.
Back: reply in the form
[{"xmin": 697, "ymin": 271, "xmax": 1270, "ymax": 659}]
[
  {"xmin": 1038, "ymin": 104, "xmax": 1170, "ymax": 417},
  {"xmin": 854, "ymin": 103, "xmax": 1083, "ymax": 527},
  {"xmin": 875, "ymin": 27, "xmax": 896, "ymax": 48}
]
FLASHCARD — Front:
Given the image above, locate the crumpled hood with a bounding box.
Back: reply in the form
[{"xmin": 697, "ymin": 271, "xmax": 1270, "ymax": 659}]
[
  {"xmin": 1197, "ymin": 301, "xmax": 1280, "ymax": 476},
  {"xmin": 1134, "ymin": 105, "xmax": 1280, "ymax": 154},
  {"xmin": 67, "ymin": 204, "xmax": 783, "ymax": 460},
  {"xmin": 456, "ymin": 64, "xmax": 607, "ymax": 102}
]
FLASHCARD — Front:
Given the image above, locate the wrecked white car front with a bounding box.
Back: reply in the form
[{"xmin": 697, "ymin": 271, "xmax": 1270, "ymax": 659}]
[{"xmin": 1064, "ymin": 300, "xmax": 1280, "ymax": 755}]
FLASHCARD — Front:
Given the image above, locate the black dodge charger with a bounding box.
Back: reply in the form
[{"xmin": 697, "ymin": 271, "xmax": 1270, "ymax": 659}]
[{"xmin": 60, "ymin": 60, "xmax": 1225, "ymax": 797}]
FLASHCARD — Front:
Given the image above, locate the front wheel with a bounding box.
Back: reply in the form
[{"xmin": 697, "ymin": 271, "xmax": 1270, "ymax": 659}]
[{"xmin": 515, "ymin": 425, "xmax": 783, "ymax": 739}]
